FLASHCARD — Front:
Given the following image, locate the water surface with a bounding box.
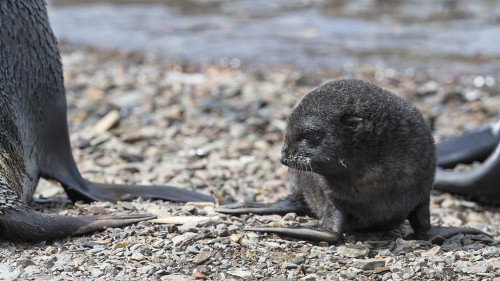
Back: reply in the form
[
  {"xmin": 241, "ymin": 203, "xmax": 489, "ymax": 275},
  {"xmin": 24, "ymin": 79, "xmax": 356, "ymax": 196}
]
[{"xmin": 48, "ymin": 0, "xmax": 500, "ymax": 73}]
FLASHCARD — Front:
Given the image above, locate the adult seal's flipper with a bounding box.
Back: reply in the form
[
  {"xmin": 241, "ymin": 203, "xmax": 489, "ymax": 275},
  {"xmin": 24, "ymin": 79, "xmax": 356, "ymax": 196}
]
[
  {"xmin": 0, "ymin": 206, "xmax": 155, "ymax": 241},
  {"xmin": 216, "ymin": 197, "xmax": 308, "ymax": 215},
  {"xmin": 61, "ymin": 178, "xmax": 215, "ymax": 204},
  {"xmin": 437, "ymin": 120, "xmax": 500, "ymax": 168},
  {"xmin": 43, "ymin": 141, "xmax": 215, "ymax": 203},
  {"xmin": 245, "ymin": 227, "xmax": 341, "ymax": 243},
  {"xmin": 434, "ymin": 142, "xmax": 500, "ymax": 200}
]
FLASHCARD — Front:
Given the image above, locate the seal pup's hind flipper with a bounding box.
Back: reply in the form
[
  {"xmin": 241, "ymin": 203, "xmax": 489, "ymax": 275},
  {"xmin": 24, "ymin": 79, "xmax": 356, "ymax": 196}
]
[
  {"xmin": 216, "ymin": 196, "xmax": 309, "ymax": 215},
  {"xmin": 434, "ymin": 141, "xmax": 500, "ymax": 200},
  {"xmin": 0, "ymin": 205, "xmax": 155, "ymax": 242},
  {"xmin": 425, "ymin": 226, "xmax": 490, "ymax": 240},
  {"xmin": 437, "ymin": 120, "xmax": 500, "ymax": 168},
  {"xmin": 245, "ymin": 227, "xmax": 341, "ymax": 244}
]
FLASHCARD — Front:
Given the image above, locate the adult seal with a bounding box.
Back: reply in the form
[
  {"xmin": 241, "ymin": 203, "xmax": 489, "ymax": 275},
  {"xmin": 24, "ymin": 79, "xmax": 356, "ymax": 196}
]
[
  {"xmin": 0, "ymin": 0, "xmax": 214, "ymax": 242},
  {"xmin": 218, "ymin": 79, "xmax": 487, "ymax": 242}
]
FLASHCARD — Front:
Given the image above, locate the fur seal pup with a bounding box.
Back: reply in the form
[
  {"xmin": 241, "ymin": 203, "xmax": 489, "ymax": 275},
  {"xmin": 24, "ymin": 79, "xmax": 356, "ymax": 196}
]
[
  {"xmin": 0, "ymin": 0, "xmax": 213, "ymax": 241},
  {"xmin": 218, "ymin": 79, "xmax": 487, "ymax": 242},
  {"xmin": 435, "ymin": 120, "xmax": 500, "ymax": 202}
]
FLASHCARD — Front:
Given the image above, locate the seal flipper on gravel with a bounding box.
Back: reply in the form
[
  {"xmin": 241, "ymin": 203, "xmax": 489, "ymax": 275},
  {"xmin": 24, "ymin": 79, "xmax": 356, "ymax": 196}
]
[
  {"xmin": 215, "ymin": 194, "xmax": 309, "ymax": 215},
  {"xmin": 0, "ymin": 205, "xmax": 155, "ymax": 242},
  {"xmin": 218, "ymin": 79, "xmax": 490, "ymax": 243},
  {"xmin": 434, "ymin": 141, "xmax": 500, "ymax": 201},
  {"xmin": 436, "ymin": 120, "xmax": 500, "ymax": 169},
  {"xmin": 0, "ymin": 0, "xmax": 212, "ymax": 241},
  {"xmin": 45, "ymin": 145, "xmax": 215, "ymax": 203},
  {"xmin": 434, "ymin": 120, "xmax": 500, "ymax": 201}
]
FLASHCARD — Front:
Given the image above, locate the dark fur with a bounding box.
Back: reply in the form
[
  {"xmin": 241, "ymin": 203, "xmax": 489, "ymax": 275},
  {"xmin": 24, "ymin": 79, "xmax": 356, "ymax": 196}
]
[
  {"xmin": 281, "ymin": 79, "xmax": 435, "ymax": 234},
  {"xmin": 0, "ymin": 0, "xmax": 213, "ymax": 242}
]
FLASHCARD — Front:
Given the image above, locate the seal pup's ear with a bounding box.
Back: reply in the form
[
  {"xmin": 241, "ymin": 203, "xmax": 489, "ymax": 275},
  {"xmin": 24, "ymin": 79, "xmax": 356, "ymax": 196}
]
[{"xmin": 340, "ymin": 115, "xmax": 363, "ymax": 127}]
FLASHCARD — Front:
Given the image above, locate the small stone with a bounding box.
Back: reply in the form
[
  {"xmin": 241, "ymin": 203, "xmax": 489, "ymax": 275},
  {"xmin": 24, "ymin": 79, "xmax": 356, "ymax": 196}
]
[
  {"xmin": 94, "ymin": 110, "xmax": 120, "ymax": 132},
  {"xmin": 353, "ymin": 259, "xmax": 385, "ymax": 270},
  {"xmin": 90, "ymin": 268, "xmax": 103, "ymax": 277},
  {"xmin": 229, "ymin": 233, "xmax": 243, "ymax": 243},
  {"xmin": 113, "ymin": 241, "xmax": 129, "ymax": 249},
  {"xmin": 464, "ymin": 263, "xmax": 492, "ymax": 273},
  {"xmin": 392, "ymin": 239, "xmax": 419, "ymax": 255},
  {"xmin": 178, "ymin": 220, "xmax": 200, "ymax": 233},
  {"xmin": 227, "ymin": 269, "xmax": 253, "ymax": 280},
  {"xmin": 88, "ymin": 205, "xmax": 110, "ymax": 214},
  {"xmin": 421, "ymin": 246, "xmax": 441, "ymax": 257},
  {"xmin": 282, "ymin": 262, "xmax": 297, "ymax": 269},
  {"xmin": 373, "ymin": 266, "xmax": 390, "ymax": 274},
  {"xmin": 17, "ymin": 258, "xmax": 35, "ymax": 267},
  {"xmin": 291, "ymin": 256, "xmax": 305, "ymax": 265},
  {"xmin": 283, "ymin": 213, "xmax": 297, "ymax": 221},
  {"xmin": 228, "ymin": 225, "xmax": 240, "ymax": 232},
  {"xmin": 172, "ymin": 232, "xmax": 197, "ymax": 247},
  {"xmin": 301, "ymin": 274, "xmax": 318, "ymax": 281},
  {"xmin": 318, "ymin": 241, "xmax": 329, "ymax": 247},
  {"xmin": 193, "ymin": 251, "xmax": 213, "ymax": 265},
  {"xmin": 377, "ymin": 249, "xmax": 392, "ymax": 257},
  {"xmin": 104, "ymin": 266, "xmax": 117, "ymax": 275},
  {"xmin": 0, "ymin": 263, "xmax": 13, "ymax": 274},
  {"xmin": 337, "ymin": 245, "xmax": 370, "ymax": 258},
  {"xmin": 192, "ymin": 272, "xmax": 207, "ymax": 279},
  {"xmin": 182, "ymin": 204, "xmax": 197, "ymax": 214},
  {"xmin": 82, "ymin": 241, "xmax": 97, "ymax": 248},
  {"xmin": 131, "ymin": 252, "xmax": 145, "ymax": 261},
  {"xmin": 161, "ymin": 274, "xmax": 194, "ymax": 281}
]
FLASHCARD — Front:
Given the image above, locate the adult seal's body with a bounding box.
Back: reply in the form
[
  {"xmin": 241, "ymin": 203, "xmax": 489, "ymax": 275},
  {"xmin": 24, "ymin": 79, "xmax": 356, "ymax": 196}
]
[
  {"xmin": 0, "ymin": 0, "xmax": 213, "ymax": 241},
  {"xmin": 218, "ymin": 79, "xmax": 487, "ymax": 242}
]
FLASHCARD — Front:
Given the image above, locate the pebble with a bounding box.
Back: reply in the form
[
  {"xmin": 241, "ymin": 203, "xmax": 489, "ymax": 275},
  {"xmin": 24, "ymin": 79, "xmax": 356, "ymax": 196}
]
[
  {"xmin": 337, "ymin": 245, "xmax": 370, "ymax": 258},
  {"xmin": 131, "ymin": 252, "xmax": 145, "ymax": 261},
  {"xmin": 353, "ymin": 258, "xmax": 386, "ymax": 270},
  {"xmin": 227, "ymin": 269, "xmax": 253, "ymax": 279},
  {"xmin": 193, "ymin": 251, "xmax": 213, "ymax": 264},
  {"xmin": 172, "ymin": 232, "xmax": 198, "ymax": 247}
]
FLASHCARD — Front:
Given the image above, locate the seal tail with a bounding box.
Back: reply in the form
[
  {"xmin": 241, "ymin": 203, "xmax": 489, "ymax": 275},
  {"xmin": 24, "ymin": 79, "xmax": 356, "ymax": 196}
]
[{"xmin": 0, "ymin": 204, "xmax": 155, "ymax": 242}]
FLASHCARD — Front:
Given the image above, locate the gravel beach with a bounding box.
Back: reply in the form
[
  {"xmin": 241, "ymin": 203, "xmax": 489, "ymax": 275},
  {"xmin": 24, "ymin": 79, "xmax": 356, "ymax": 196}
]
[{"xmin": 0, "ymin": 44, "xmax": 499, "ymax": 281}]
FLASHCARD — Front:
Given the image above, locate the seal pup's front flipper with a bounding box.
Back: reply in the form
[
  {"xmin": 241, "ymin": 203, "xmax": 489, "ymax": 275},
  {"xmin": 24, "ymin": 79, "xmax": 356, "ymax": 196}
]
[
  {"xmin": 0, "ymin": 205, "xmax": 155, "ymax": 242},
  {"xmin": 216, "ymin": 196, "xmax": 308, "ymax": 215},
  {"xmin": 245, "ymin": 227, "xmax": 341, "ymax": 244},
  {"xmin": 437, "ymin": 120, "xmax": 500, "ymax": 168},
  {"xmin": 434, "ymin": 142, "xmax": 500, "ymax": 200}
]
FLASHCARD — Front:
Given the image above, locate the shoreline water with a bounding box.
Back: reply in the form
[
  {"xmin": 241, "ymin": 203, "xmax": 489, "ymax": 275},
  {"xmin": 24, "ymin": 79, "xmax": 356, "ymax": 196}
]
[{"xmin": 48, "ymin": 0, "xmax": 500, "ymax": 76}]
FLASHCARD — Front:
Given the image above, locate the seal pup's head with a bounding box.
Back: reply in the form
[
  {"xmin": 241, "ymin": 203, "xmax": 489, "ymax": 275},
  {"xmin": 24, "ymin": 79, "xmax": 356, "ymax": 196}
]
[{"xmin": 281, "ymin": 79, "xmax": 434, "ymax": 180}]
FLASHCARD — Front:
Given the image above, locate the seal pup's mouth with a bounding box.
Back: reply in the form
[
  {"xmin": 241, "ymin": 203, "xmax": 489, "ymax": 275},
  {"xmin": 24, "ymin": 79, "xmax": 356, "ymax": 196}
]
[{"xmin": 280, "ymin": 155, "xmax": 314, "ymax": 172}]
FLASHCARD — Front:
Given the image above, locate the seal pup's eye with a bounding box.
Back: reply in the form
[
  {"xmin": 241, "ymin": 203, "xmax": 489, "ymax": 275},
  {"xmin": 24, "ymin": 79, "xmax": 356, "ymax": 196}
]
[
  {"xmin": 300, "ymin": 130, "xmax": 325, "ymax": 144},
  {"xmin": 340, "ymin": 115, "xmax": 363, "ymax": 127}
]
